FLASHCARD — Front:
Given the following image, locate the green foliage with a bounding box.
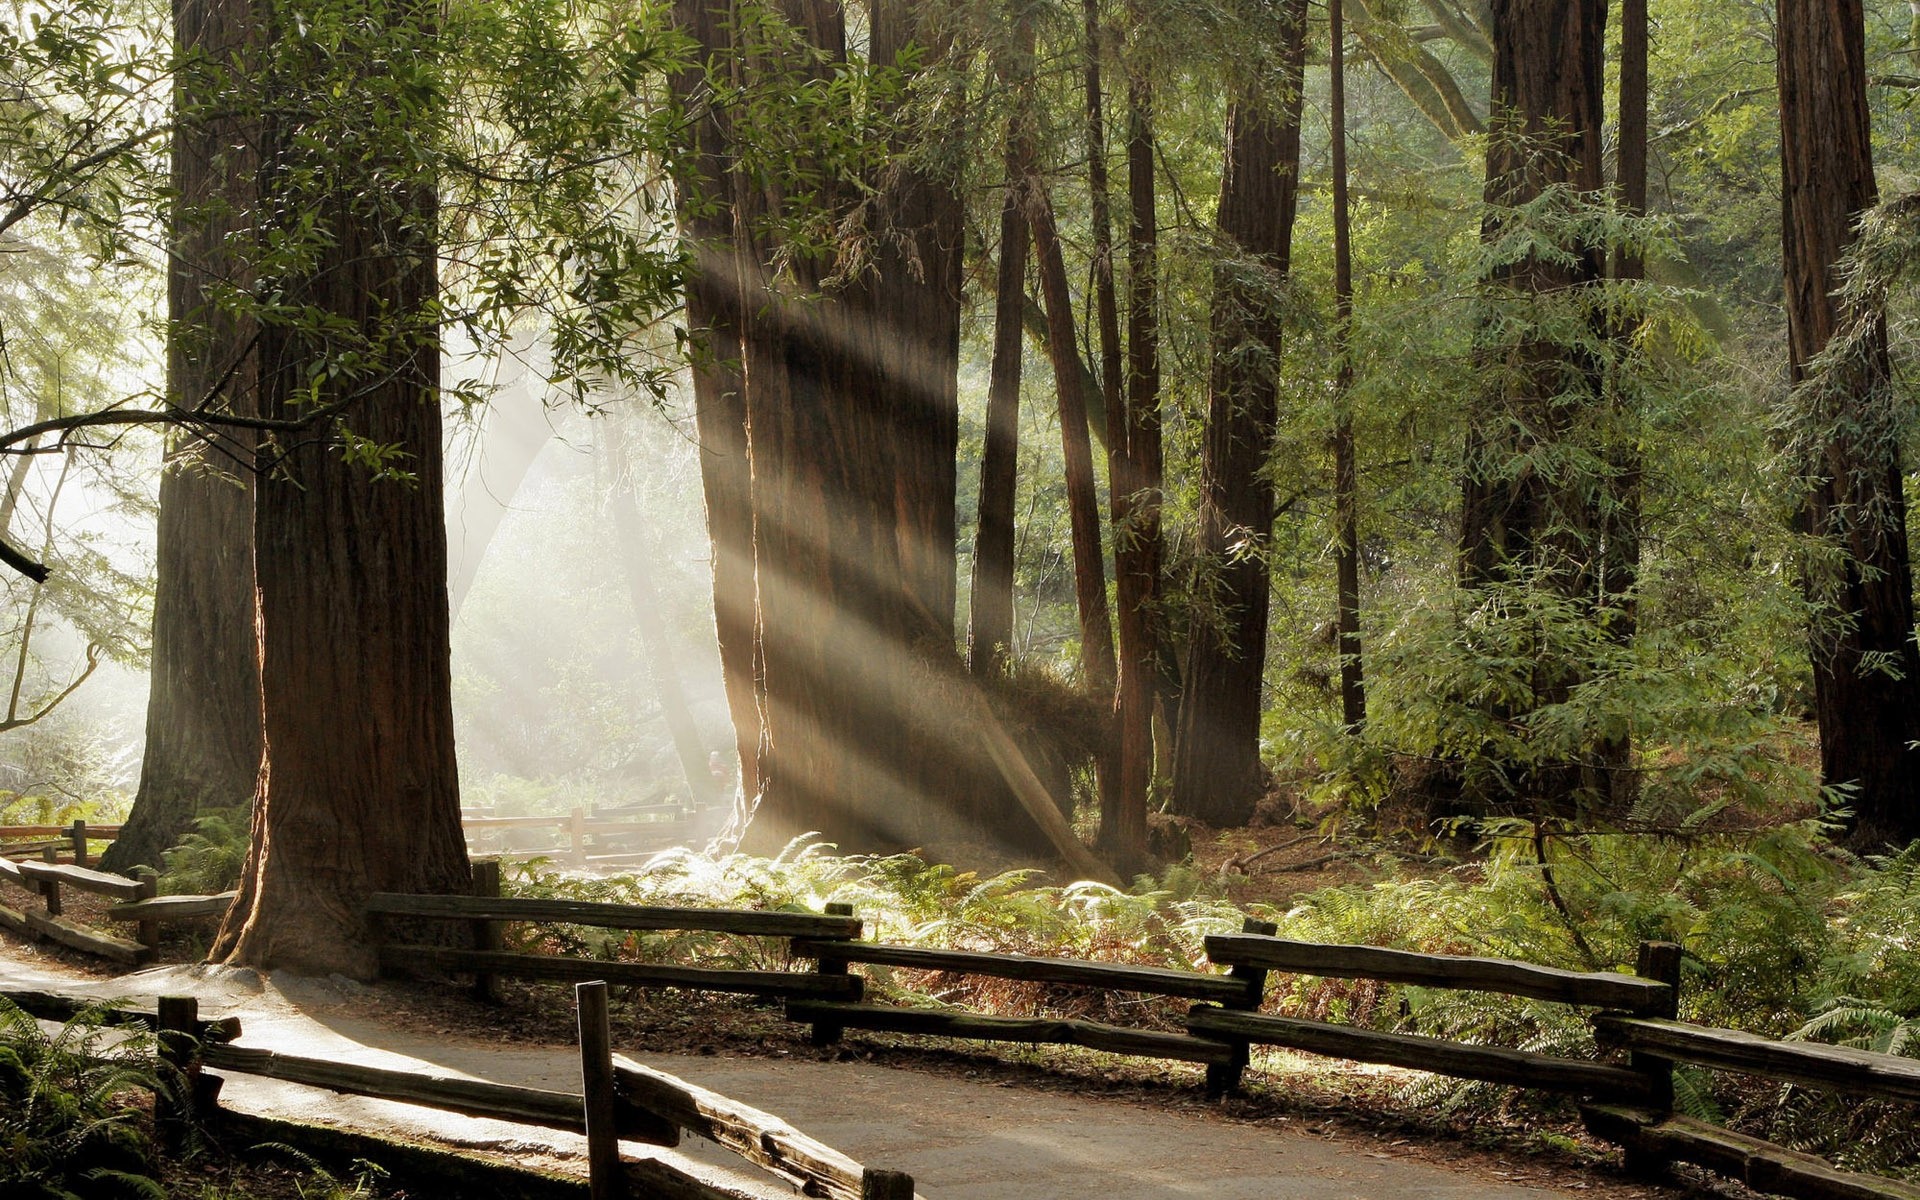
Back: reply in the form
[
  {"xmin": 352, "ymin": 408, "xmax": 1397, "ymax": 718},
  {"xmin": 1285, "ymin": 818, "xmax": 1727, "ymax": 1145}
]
[
  {"xmin": 0, "ymin": 999, "xmax": 162, "ymax": 1200},
  {"xmin": 157, "ymin": 807, "xmax": 250, "ymax": 896}
]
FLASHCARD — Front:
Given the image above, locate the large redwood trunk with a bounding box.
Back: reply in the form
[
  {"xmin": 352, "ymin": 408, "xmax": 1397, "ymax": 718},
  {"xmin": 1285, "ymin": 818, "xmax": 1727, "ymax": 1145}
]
[
  {"xmin": 671, "ymin": 0, "xmax": 760, "ymax": 802},
  {"xmin": 871, "ymin": 3, "xmax": 964, "ymax": 642},
  {"xmin": 1447, "ymin": 0, "xmax": 1607, "ymax": 818},
  {"xmin": 1329, "ymin": 0, "xmax": 1364, "ymax": 733},
  {"xmin": 1459, "ymin": 0, "xmax": 1606, "ymax": 588},
  {"xmin": 1029, "ymin": 186, "xmax": 1118, "ymax": 702},
  {"xmin": 734, "ymin": 0, "xmax": 967, "ymax": 853},
  {"xmin": 1105, "ymin": 64, "xmax": 1160, "ymax": 868},
  {"xmin": 103, "ymin": 0, "xmax": 262, "ymax": 873},
  {"xmin": 1778, "ymin": 0, "xmax": 1920, "ymax": 849},
  {"xmin": 1170, "ymin": 0, "xmax": 1309, "ymax": 827},
  {"xmin": 213, "ymin": 0, "xmax": 467, "ymax": 977},
  {"xmin": 967, "ymin": 176, "xmax": 1028, "ymax": 679}
]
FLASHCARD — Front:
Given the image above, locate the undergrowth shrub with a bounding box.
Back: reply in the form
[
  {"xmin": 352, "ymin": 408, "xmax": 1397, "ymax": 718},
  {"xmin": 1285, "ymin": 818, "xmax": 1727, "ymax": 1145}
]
[
  {"xmin": 0, "ymin": 999, "xmax": 163, "ymax": 1200},
  {"xmin": 156, "ymin": 807, "xmax": 251, "ymax": 896}
]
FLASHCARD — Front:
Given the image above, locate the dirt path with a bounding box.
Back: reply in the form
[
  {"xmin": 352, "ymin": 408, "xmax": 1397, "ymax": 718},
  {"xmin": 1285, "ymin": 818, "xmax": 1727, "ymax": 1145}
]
[{"xmin": 0, "ymin": 950, "xmax": 1679, "ymax": 1199}]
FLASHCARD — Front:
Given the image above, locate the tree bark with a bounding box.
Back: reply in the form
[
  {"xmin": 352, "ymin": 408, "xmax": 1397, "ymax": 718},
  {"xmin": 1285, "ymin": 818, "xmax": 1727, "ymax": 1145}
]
[
  {"xmin": 213, "ymin": 0, "xmax": 467, "ymax": 977},
  {"xmin": 1330, "ymin": 0, "xmax": 1366, "ymax": 732},
  {"xmin": 103, "ymin": 0, "xmax": 262, "ymax": 874},
  {"xmin": 1460, "ymin": 0, "xmax": 1606, "ymax": 588},
  {"xmin": 1778, "ymin": 0, "xmax": 1920, "ymax": 849},
  {"xmin": 670, "ymin": 0, "xmax": 760, "ymax": 804},
  {"xmin": 735, "ymin": 0, "xmax": 971, "ymax": 854},
  {"xmin": 1105, "ymin": 57, "xmax": 1160, "ymax": 869},
  {"xmin": 968, "ymin": 101, "xmax": 1033, "ymax": 679},
  {"xmin": 871, "ymin": 1, "xmax": 964, "ymax": 644},
  {"xmin": 1028, "ymin": 185, "xmax": 1118, "ymax": 703},
  {"xmin": 1170, "ymin": 0, "xmax": 1309, "ymax": 827}
]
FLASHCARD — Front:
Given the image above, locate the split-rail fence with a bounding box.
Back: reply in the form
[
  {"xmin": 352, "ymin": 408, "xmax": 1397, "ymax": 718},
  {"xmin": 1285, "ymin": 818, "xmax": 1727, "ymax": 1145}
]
[{"xmin": 4, "ymin": 838, "xmax": 1918, "ymax": 1200}]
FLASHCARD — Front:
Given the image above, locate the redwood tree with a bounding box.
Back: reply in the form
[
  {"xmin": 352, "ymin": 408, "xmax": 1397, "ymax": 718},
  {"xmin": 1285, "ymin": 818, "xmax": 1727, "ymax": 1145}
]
[
  {"xmin": 670, "ymin": 0, "xmax": 760, "ymax": 802},
  {"xmin": 1170, "ymin": 0, "xmax": 1309, "ymax": 827},
  {"xmin": 212, "ymin": 0, "xmax": 467, "ymax": 977},
  {"xmin": 101, "ymin": 0, "xmax": 261, "ymax": 873},
  {"xmin": 1777, "ymin": 0, "xmax": 1920, "ymax": 849}
]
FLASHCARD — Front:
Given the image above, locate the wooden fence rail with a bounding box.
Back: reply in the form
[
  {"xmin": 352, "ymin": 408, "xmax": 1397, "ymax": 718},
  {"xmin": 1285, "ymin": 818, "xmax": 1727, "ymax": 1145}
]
[
  {"xmin": 357, "ymin": 875, "xmax": 1920, "ymax": 1200},
  {"xmin": 9, "ymin": 850, "xmax": 1920, "ymax": 1200},
  {"xmin": 0, "ymin": 983, "xmax": 918, "ymax": 1200}
]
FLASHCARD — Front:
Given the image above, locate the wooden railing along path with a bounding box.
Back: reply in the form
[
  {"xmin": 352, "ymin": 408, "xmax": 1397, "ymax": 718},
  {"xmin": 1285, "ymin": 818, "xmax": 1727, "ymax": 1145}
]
[
  {"xmin": 0, "ymin": 980, "xmax": 916, "ymax": 1200},
  {"xmin": 363, "ymin": 876, "xmax": 1920, "ymax": 1200},
  {"xmin": 5, "ymin": 838, "xmax": 1917, "ymax": 1199}
]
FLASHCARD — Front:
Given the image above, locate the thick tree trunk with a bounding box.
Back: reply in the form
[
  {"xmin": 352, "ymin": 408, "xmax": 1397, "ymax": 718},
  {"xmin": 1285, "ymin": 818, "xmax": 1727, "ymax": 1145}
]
[
  {"xmin": 1459, "ymin": 0, "xmax": 1606, "ymax": 589},
  {"xmin": 967, "ymin": 181, "xmax": 1028, "ymax": 679},
  {"xmin": 1081, "ymin": 0, "xmax": 1144, "ymax": 867},
  {"xmin": 213, "ymin": 1, "xmax": 467, "ymax": 977},
  {"xmin": 1778, "ymin": 0, "xmax": 1920, "ymax": 849},
  {"xmin": 1028, "ymin": 186, "xmax": 1118, "ymax": 703},
  {"xmin": 103, "ymin": 0, "xmax": 262, "ymax": 874},
  {"xmin": 1105, "ymin": 65, "xmax": 1160, "ymax": 869},
  {"xmin": 1170, "ymin": 0, "xmax": 1308, "ymax": 827},
  {"xmin": 871, "ymin": 3, "xmax": 963, "ymax": 643},
  {"xmin": 671, "ymin": 0, "xmax": 761, "ymax": 803},
  {"xmin": 1330, "ymin": 0, "xmax": 1365, "ymax": 732},
  {"xmin": 736, "ymin": 0, "xmax": 968, "ymax": 854},
  {"xmin": 1447, "ymin": 0, "xmax": 1607, "ymax": 819}
]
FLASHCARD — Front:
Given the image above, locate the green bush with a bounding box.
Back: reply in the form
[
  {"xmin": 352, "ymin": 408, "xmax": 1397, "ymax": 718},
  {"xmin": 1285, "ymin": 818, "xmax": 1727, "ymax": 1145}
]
[{"xmin": 0, "ymin": 1000, "xmax": 163, "ymax": 1200}]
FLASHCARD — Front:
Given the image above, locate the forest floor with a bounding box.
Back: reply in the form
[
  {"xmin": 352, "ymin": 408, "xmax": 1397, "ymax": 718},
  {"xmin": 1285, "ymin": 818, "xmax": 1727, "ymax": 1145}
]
[{"xmin": 0, "ymin": 911, "xmax": 1759, "ymax": 1200}]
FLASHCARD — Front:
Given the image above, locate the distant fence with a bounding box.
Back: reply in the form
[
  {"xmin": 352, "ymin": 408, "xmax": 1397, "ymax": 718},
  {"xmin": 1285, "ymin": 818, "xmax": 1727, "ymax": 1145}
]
[
  {"xmin": 0, "ymin": 981, "xmax": 917, "ymax": 1199},
  {"xmin": 1, "ymin": 819, "xmax": 120, "ymax": 866},
  {"xmin": 1, "ymin": 806, "xmax": 715, "ymax": 876}
]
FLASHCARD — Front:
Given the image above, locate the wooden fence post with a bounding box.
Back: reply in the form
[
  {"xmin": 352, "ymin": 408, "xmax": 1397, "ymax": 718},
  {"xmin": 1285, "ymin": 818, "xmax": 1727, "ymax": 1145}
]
[
  {"xmin": 1623, "ymin": 939, "xmax": 1683, "ymax": 1175},
  {"xmin": 470, "ymin": 859, "xmax": 504, "ymax": 1003},
  {"xmin": 39, "ymin": 846, "xmax": 61, "ymax": 915},
  {"xmin": 860, "ymin": 1167, "xmax": 915, "ymax": 1200},
  {"xmin": 1205, "ymin": 917, "xmax": 1278, "ymax": 1098},
  {"xmin": 808, "ymin": 902, "xmax": 858, "ymax": 1047},
  {"xmin": 576, "ymin": 980, "xmax": 623, "ymax": 1200},
  {"xmin": 570, "ymin": 806, "xmax": 588, "ymax": 867},
  {"xmin": 69, "ymin": 820, "xmax": 88, "ymax": 868},
  {"xmin": 135, "ymin": 875, "xmax": 160, "ymax": 954},
  {"xmin": 156, "ymin": 995, "xmax": 198, "ymax": 1151}
]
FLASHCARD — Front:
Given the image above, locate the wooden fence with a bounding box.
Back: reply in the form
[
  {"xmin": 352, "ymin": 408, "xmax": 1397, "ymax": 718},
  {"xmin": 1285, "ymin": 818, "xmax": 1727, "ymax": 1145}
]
[
  {"xmin": 1, "ymin": 807, "xmax": 712, "ymax": 876},
  {"xmin": 360, "ymin": 875, "xmax": 1920, "ymax": 1200},
  {"xmin": 0, "ymin": 981, "xmax": 917, "ymax": 1200},
  {"xmin": 1, "ymin": 819, "xmax": 120, "ymax": 866},
  {"xmin": 6, "ymin": 836, "xmax": 1919, "ymax": 1199}
]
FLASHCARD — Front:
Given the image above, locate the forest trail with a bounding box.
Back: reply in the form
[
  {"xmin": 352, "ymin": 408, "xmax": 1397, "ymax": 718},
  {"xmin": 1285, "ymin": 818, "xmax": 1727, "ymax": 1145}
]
[{"xmin": 1, "ymin": 952, "xmax": 1653, "ymax": 1199}]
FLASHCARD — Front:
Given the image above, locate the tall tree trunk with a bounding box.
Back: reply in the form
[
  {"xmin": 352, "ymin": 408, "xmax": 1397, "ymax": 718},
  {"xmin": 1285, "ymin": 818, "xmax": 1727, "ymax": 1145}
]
[
  {"xmin": 213, "ymin": 0, "xmax": 467, "ymax": 977},
  {"xmin": 1448, "ymin": 0, "xmax": 1606, "ymax": 818},
  {"xmin": 1081, "ymin": 0, "xmax": 1143, "ymax": 866},
  {"xmin": 1330, "ymin": 0, "xmax": 1365, "ymax": 732},
  {"xmin": 736, "ymin": 0, "xmax": 964, "ymax": 854},
  {"xmin": 1106, "ymin": 58, "xmax": 1160, "ymax": 868},
  {"xmin": 872, "ymin": 2, "xmax": 964, "ymax": 644},
  {"xmin": 1460, "ymin": 0, "xmax": 1606, "ymax": 588},
  {"xmin": 1593, "ymin": 0, "xmax": 1647, "ymax": 810},
  {"xmin": 1170, "ymin": 0, "xmax": 1309, "ymax": 827},
  {"xmin": 670, "ymin": 0, "xmax": 760, "ymax": 803},
  {"xmin": 968, "ymin": 93, "xmax": 1034, "ymax": 679},
  {"xmin": 1028, "ymin": 186, "xmax": 1118, "ymax": 703},
  {"xmin": 1778, "ymin": 0, "xmax": 1920, "ymax": 849},
  {"xmin": 609, "ymin": 421, "xmax": 721, "ymax": 809},
  {"xmin": 102, "ymin": 0, "xmax": 262, "ymax": 874}
]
